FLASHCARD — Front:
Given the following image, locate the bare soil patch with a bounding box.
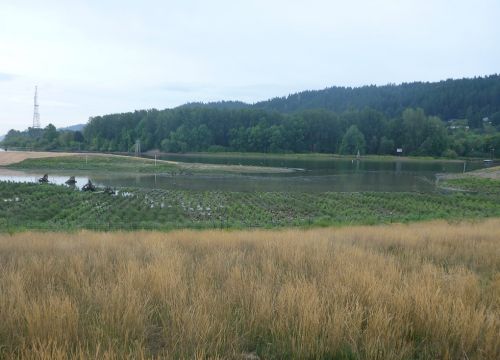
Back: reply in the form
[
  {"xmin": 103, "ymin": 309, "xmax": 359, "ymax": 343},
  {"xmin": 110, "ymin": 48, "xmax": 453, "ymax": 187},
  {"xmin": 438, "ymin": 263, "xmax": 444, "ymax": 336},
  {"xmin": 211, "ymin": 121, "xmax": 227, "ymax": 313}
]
[{"xmin": 0, "ymin": 151, "xmax": 77, "ymax": 166}]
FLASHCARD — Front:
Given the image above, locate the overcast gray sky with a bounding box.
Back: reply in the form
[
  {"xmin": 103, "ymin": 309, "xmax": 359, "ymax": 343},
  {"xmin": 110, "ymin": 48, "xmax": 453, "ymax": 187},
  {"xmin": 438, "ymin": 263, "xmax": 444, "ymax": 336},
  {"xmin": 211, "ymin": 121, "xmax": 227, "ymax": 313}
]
[{"xmin": 0, "ymin": 0, "xmax": 499, "ymax": 135}]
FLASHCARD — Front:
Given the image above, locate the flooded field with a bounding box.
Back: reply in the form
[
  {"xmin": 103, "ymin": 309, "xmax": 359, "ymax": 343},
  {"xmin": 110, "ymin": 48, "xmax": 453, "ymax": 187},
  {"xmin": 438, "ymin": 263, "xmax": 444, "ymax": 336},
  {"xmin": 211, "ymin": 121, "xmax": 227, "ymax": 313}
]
[{"xmin": 0, "ymin": 154, "xmax": 491, "ymax": 193}]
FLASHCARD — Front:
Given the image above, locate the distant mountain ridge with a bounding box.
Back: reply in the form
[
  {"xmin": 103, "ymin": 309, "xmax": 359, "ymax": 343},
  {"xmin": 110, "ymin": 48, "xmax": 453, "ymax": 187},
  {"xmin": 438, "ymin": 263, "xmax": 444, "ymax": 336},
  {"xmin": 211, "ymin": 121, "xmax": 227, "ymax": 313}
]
[
  {"xmin": 177, "ymin": 100, "xmax": 249, "ymax": 110},
  {"xmin": 58, "ymin": 123, "xmax": 86, "ymax": 132}
]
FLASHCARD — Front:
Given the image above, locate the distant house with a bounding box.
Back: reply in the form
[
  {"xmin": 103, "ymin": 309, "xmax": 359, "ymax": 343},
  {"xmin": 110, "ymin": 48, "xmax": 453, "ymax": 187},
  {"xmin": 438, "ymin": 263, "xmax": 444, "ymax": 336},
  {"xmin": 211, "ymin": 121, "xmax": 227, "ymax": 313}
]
[
  {"xmin": 447, "ymin": 119, "xmax": 469, "ymax": 131},
  {"xmin": 482, "ymin": 117, "xmax": 492, "ymax": 125}
]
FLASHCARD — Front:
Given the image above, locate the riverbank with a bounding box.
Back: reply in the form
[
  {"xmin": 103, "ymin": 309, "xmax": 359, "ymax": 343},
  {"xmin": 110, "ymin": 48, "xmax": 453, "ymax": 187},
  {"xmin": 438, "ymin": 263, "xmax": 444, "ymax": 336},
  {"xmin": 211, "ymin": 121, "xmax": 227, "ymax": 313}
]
[
  {"xmin": 0, "ymin": 151, "xmax": 295, "ymax": 174},
  {"xmin": 150, "ymin": 151, "xmax": 471, "ymax": 163},
  {"xmin": 434, "ymin": 166, "xmax": 500, "ymax": 195},
  {"xmin": 439, "ymin": 165, "xmax": 500, "ymax": 180}
]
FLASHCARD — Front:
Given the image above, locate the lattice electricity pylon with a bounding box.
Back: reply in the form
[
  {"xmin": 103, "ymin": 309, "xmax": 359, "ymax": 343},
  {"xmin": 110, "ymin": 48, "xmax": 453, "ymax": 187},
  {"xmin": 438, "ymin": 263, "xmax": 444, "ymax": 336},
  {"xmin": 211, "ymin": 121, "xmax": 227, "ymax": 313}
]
[{"xmin": 32, "ymin": 86, "xmax": 41, "ymax": 129}]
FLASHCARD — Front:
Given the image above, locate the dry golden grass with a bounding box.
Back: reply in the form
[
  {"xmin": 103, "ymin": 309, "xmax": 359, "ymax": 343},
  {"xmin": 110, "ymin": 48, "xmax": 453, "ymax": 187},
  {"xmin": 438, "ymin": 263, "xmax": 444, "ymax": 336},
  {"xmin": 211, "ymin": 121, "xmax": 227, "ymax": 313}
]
[{"xmin": 0, "ymin": 220, "xmax": 499, "ymax": 359}]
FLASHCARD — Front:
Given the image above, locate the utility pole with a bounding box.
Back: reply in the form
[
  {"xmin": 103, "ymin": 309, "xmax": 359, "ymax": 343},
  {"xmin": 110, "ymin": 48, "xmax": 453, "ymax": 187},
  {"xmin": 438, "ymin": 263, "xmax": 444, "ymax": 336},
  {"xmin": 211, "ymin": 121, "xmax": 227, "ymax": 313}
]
[
  {"xmin": 32, "ymin": 86, "xmax": 41, "ymax": 129},
  {"xmin": 135, "ymin": 139, "xmax": 141, "ymax": 157}
]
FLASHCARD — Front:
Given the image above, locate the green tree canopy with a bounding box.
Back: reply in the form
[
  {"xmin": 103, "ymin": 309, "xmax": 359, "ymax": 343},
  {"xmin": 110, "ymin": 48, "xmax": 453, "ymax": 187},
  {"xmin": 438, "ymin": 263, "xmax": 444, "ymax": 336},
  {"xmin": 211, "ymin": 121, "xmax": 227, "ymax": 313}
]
[{"xmin": 339, "ymin": 125, "xmax": 366, "ymax": 155}]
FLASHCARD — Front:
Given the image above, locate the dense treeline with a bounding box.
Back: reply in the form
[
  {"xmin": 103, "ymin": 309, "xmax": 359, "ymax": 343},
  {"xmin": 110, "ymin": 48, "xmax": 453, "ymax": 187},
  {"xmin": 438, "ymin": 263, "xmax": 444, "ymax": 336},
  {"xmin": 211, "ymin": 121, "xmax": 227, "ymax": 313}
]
[
  {"xmin": 2, "ymin": 107, "xmax": 499, "ymax": 157},
  {"xmin": 1, "ymin": 125, "xmax": 84, "ymax": 151},
  {"xmin": 253, "ymin": 75, "xmax": 500, "ymax": 129},
  {"xmin": 81, "ymin": 107, "xmax": 500, "ymax": 157},
  {"xmin": 1, "ymin": 107, "xmax": 490, "ymax": 157}
]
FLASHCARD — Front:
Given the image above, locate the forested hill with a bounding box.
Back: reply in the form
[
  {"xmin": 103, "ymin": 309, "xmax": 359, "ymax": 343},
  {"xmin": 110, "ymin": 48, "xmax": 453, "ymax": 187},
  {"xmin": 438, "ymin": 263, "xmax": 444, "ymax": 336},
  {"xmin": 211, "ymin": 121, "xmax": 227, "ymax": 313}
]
[
  {"xmin": 253, "ymin": 75, "xmax": 500, "ymax": 127},
  {"xmin": 183, "ymin": 75, "xmax": 499, "ymax": 128}
]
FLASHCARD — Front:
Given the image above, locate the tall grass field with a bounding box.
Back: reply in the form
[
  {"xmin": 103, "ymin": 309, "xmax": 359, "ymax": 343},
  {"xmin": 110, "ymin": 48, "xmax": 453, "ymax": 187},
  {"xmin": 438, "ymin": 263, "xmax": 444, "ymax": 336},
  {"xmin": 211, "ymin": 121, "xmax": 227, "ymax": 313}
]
[{"xmin": 0, "ymin": 220, "xmax": 499, "ymax": 359}]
